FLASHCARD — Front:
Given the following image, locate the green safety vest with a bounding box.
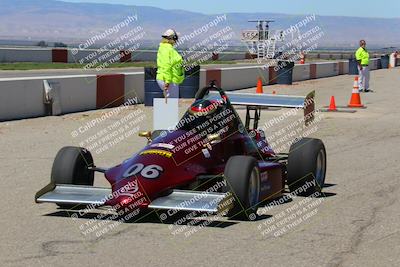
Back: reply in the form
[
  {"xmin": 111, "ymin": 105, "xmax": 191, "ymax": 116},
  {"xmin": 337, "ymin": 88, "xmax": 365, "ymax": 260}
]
[
  {"xmin": 355, "ymin": 47, "xmax": 370, "ymax": 65},
  {"xmin": 156, "ymin": 42, "xmax": 185, "ymax": 84}
]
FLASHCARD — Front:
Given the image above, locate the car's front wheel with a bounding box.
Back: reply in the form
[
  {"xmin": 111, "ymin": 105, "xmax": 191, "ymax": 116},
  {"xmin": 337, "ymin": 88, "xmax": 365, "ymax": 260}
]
[
  {"xmin": 223, "ymin": 156, "xmax": 260, "ymax": 220},
  {"xmin": 51, "ymin": 146, "xmax": 94, "ymax": 208},
  {"xmin": 287, "ymin": 138, "xmax": 327, "ymax": 196}
]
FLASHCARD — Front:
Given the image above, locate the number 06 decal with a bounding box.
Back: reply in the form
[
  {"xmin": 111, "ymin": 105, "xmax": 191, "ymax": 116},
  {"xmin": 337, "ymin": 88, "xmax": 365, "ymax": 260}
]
[{"xmin": 123, "ymin": 163, "xmax": 163, "ymax": 179}]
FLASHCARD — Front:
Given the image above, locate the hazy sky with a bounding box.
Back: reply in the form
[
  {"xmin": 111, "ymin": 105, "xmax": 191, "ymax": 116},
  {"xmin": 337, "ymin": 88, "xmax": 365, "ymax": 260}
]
[{"xmin": 64, "ymin": 0, "xmax": 400, "ymax": 18}]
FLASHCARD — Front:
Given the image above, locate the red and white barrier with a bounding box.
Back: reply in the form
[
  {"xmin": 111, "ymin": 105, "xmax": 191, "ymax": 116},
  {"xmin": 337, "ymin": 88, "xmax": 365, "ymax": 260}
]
[
  {"xmin": 0, "ymin": 72, "xmax": 144, "ymax": 121},
  {"xmin": 0, "ymin": 47, "xmax": 366, "ymax": 64},
  {"xmin": 0, "ymin": 58, "xmax": 397, "ymax": 121}
]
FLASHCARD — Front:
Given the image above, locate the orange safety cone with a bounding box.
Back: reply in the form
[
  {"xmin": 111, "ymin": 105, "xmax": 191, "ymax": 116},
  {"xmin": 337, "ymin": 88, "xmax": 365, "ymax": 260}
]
[
  {"xmin": 299, "ymin": 52, "xmax": 305, "ymax": 64},
  {"xmin": 256, "ymin": 77, "xmax": 263, "ymax": 94},
  {"xmin": 321, "ymin": 95, "xmax": 357, "ymax": 113},
  {"xmin": 348, "ymin": 76, "xmax": 365, "ymax": 108},
  {"xmin": 328, "ymin": 96, "xmax": 337, "ymax": 111}
]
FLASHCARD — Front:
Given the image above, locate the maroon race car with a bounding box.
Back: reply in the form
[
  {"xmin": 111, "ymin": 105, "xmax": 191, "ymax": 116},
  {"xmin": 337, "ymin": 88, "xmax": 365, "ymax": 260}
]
[{"xmin": 36, "ymin": 83, "xmax": 326, "ymax": 220}]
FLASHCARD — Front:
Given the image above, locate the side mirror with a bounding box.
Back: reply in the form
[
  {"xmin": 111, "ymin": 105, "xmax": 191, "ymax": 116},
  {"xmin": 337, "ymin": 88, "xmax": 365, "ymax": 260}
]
[
  {"xmin": 138, "ymin": 131, "xmax": 151, "ymax": 138},
  {"xmin": 138, "ymin": 131, "xmax": 152, "ymax": 143}
]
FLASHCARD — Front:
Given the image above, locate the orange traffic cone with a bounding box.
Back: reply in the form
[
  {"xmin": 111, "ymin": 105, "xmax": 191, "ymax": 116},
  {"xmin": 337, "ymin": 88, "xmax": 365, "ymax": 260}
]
[
  {"xmin": 328, "ymin": 96, "xmax": 337, "ymax": 111},
  {"xmin": 321, "ymin": 95, "xmax": 357, "ymax": 113},
  {"xmin": 299, "ymin": 52, "xmax": 305, "ymax": 64},
  {"xmin": 256, "ymin": 77, "xmax": 263, "ymax": 94},
  {"xmin": 348, "ymin": 77, "xmax": 364, "ymax": 108}
]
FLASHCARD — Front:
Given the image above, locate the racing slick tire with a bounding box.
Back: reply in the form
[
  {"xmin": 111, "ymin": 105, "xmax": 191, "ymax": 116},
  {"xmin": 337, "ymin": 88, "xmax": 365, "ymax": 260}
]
[
  {"xmin": 51, "ymin": 146, "xmax": 94, "ymax": 208},
  {"xmin": 287, "ymin": 138, "xmax": 326, "ymax": 196},
  {"xmin": 223, "ymin": 156, "xmax": 260, "ymax": 220}
]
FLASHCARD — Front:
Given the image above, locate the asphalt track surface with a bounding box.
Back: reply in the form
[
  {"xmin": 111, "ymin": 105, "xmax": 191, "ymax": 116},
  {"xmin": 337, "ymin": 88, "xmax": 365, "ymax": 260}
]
[{"xmin": 0, "ymin": 68, "xmax": 399, "ymax": 266}]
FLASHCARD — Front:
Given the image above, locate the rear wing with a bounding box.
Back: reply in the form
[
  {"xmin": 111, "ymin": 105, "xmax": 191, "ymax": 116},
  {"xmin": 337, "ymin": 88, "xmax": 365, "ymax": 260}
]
[{"xmin": 208, "ymin": 90, "xmax": 315, "ymax": 125}]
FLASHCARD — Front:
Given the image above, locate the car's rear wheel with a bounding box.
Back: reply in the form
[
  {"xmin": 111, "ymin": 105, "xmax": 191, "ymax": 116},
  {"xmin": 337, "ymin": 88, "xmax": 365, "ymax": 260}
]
[
  {"xmin": 223, "ymin": 156, "xmax": 260, "ymax": 220},
  {"xmin": 51, "ymin": 146, "xmax": 94, "ymax": 208},
  {"xmin": 287, "ymin": 138, "xmax": 327, "ymax": 196}
]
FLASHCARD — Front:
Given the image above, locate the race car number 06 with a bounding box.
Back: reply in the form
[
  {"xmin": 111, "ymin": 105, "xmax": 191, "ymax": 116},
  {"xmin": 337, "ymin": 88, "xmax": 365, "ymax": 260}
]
[{"xmin": 123, "ymin": 163, "xmax": 163, "ymax": 179}]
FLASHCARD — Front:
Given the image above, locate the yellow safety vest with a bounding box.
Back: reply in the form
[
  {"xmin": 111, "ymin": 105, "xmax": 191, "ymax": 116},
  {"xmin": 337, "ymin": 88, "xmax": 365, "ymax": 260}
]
[
  {"xmin": 355, "ymin": 47, "xmax": 370, "ymax": 65},
  {"xmin": 156, "ymin": 42, "xmax": 185, "ymax": 84}
]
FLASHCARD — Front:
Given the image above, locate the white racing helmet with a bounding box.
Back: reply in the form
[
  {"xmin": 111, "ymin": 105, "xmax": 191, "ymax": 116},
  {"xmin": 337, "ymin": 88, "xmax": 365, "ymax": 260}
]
[{"xmin": 162, "ymin": 29, "xmax": 179, "ymax": 41}]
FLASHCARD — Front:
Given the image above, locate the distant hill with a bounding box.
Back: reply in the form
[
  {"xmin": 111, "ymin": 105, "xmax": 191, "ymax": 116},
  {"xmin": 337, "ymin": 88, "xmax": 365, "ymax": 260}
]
[{"xmin": 0, "ymin": 0, "xmax": 399, "ymax": 49}]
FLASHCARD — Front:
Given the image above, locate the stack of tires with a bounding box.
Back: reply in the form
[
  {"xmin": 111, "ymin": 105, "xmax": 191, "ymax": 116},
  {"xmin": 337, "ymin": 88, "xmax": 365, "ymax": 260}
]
[
  {"xmin": 144, "ymin": 67, "xmax": 163, "ymax": 107},
  {"xmin": 380, "ymin": 55, "xmax": 390, "ymax": 69},
  {"xmin": 180, "ymin": 65, "xmax": 200, "ymax": 98},
  {"xmin": 349, "ymin": 58, "xmax": 359, "ymax": 75}
]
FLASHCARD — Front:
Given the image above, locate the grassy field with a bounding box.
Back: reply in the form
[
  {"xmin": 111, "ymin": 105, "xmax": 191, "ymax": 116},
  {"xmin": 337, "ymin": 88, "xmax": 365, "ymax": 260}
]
[{"xmin": 0, "ymin": 60, "xmax": 237, "ymax": 70}]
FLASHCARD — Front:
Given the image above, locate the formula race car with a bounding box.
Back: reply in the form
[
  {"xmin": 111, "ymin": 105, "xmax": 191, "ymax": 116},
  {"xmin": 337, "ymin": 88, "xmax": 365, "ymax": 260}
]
[{"xmin": 35, "ymin": 83, "xmax": 326, "ymax": 220}]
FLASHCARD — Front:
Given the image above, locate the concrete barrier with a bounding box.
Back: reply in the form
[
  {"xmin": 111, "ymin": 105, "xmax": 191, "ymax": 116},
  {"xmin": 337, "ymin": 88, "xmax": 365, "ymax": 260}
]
[
  {"xmin": 132, "ymin": 50, "xmax": 157, "ymax": 61},
  {"xmin": 50, "ymin": 75, "xmax": 97, "ymax": 113},
  {"xmin": 369, "ymin": 58, "xmax": 381, "ymax": 70},
  {"xmin": 217, "ymin": 52, "xmax": 249, "ymax": 61},
  {"xmin": 220, "ymin": 66, "xmax": 268, "ymax": 90},
  {"xmin": 314, "ymin": 62, "xmax": 339, "ymax": 78},
  {"xmin": 0, "ymin": 78, "xmax": 46, "ymax": 120},
  {"xmin": 199, "ymin": 69, "xmax": 207, "ymax": 89},
  {"xmin": 0, "ymin": 73, "xmax": 143, "ymax": 121},
  {"xmin": 293, "ymin": 64, "xmax": 311, "ymax": 81},
  {"xmin": 68, "ymin": 48, "xmax": 127, "ymax": 65},
  {"xmin": 1, "ymin": 59, "xmax": 398, "ymax": 121},
  {"xmin": 0, "ymin": 74, "xmax": 99, "ymax": 121},
  {"xmin": 0, "ymin": 47, "xmax": 52, "ymax": 63},
  {"xmin": 124, "ymin": 72, "xmax": 145, "ymax": 103},
  {"xmin": 0, "ymin": 47, "xmax": 377, "ymax": 64},
  {"xmin": 338, "ymin": 61, "xmax": 349, "ymax": 75}
]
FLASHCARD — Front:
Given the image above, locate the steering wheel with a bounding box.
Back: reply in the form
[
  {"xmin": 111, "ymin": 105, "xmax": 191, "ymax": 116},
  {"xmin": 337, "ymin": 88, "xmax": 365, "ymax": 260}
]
[{"xmin": 195, "ymin": 81, "xmax": 230, "ymax": 105}]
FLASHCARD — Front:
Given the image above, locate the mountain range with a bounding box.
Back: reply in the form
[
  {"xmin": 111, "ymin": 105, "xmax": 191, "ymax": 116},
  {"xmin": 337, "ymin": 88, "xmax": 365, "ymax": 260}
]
[{"xmin": 0, "ymin": 0, "xmax": 399, "ymax": 49}]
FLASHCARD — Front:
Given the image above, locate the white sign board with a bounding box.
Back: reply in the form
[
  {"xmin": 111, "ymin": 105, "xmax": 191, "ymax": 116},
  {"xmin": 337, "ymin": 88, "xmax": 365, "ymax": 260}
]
[
  {"xmin": 153, "ymin": 98, "xmax": 179, "ymax": 131},
  {"xmin": 241, "ymin": 30, "xmax": 259, "ymax": 41}
]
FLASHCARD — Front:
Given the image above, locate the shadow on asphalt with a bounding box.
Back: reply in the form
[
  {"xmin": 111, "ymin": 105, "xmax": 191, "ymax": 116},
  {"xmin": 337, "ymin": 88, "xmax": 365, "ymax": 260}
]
[
  {"xmin": 43, "ymin": 184, "xmax": 337, "ymax": 226},
  {"xmin": 45, "ymin": 210, "xmax": 238, "ymax": 228}
]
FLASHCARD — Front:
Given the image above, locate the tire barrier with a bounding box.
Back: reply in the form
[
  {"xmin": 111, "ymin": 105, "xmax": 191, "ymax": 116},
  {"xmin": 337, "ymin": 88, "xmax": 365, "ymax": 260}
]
[
  {"xmin": 380, "ymin": 55, "xmax": 390, "ymax": 69},
  {"xmin": 277, "ymin": 61, "xmax": 295, "ymax": 85},
  {"xmin": 349, "ymin": 58, "xmax": 359, "ymax": 75},
  {"xmin": 180, "ymin": 65, "xmax": 200, "ymax": 99},
  {"xmin": 144, "ymin": 67, "xmax": 163, "ymax": 107}
]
